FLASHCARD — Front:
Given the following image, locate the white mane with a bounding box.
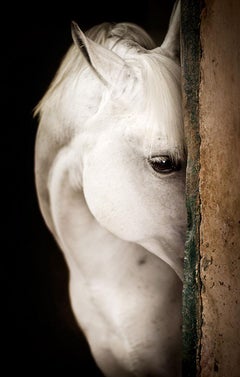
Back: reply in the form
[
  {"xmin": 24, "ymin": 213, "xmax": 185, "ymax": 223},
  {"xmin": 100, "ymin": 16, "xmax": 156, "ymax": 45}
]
[
  {"xmin": 34, "ymin": 22, "xmax": 184, "ymax": 160},
  {"xmin": 34, "ymin": 22, "xmax": 156, "ymax": 116}
]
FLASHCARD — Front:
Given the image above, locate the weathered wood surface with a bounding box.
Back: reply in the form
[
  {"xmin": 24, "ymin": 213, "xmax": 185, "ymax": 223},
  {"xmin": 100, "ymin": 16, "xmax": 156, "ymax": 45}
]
[{"xmin": 199, "ymin": 1, "xmax": 240, "ymax": 376}]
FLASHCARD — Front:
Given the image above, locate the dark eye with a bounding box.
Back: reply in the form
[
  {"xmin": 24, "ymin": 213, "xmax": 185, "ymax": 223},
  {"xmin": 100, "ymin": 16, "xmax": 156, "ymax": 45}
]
[{"xmin": 148, "ymin": 155, "xmax": 181, "ymax": 174}]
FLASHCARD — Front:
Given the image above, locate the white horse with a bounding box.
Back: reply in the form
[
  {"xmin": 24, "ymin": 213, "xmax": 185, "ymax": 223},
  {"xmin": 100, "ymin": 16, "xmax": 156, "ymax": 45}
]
[{"xmin": 34, "ymin": 1, "xmax": 186, "ymax": 376}]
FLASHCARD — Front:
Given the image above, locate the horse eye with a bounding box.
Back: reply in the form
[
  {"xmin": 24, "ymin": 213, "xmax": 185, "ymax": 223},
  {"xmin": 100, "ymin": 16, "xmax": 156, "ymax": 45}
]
[{"xmin": 148, "ymin": 155, "xmax": 181, "ymax": 174}]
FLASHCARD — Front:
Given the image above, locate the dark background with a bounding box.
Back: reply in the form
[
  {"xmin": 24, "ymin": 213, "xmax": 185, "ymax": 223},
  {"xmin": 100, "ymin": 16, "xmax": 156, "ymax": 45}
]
[{"xmin": 4, "ymin": 1, "xmax": 175, "ymax": 375}]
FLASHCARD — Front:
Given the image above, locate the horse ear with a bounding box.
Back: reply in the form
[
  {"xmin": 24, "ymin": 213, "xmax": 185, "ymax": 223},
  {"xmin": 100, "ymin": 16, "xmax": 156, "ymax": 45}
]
[
  {"xmin": 71, "ymin": 21, "xmax": 125, "ymax": 85},
  {"xmin": 158, "ymin": 0, "xmax": 180, "ymax": 60}
]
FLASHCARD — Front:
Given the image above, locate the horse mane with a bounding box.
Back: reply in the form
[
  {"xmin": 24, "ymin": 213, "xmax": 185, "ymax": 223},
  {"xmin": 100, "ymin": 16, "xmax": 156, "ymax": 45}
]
[
  {"xmin": 86, "ymin": 22, "xmax": 156, "ymax": 50},
  {"xmin": 34, "ymin": 21, "xmax": 185, "ymax": 160},
  {"xmin": 34, "ymin": 22, "xmax": 156, "ymax": 117}
]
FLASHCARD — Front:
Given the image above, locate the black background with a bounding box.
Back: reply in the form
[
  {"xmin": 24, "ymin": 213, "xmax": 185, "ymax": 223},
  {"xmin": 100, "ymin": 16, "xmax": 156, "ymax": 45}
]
[{"xmin": 4, "ymin": 1, "xmax": 175, "ymax": 375}]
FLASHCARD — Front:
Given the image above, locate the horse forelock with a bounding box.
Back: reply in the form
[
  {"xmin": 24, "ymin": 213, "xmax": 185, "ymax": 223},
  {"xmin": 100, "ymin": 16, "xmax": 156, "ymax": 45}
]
[
  {"xmin": 137, "ymin": 53, "xmax": 185, "ymax": 160},
  {"xmin": 95, "ymin": 51, "xmax": 185, "ymax": 161}
]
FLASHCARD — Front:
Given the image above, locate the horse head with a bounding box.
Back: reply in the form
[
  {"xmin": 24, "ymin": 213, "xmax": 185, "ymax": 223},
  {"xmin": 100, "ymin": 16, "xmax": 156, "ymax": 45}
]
[{"xmin": 34, "ymin": 1, "xmax": 186, "ymax": 376}]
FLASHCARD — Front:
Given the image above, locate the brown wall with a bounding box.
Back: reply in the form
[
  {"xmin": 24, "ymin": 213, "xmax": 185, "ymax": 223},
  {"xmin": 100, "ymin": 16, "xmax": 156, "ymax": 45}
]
[{"xmin": 199, "ymin": 1, "xmax": 240, "ymax": 375}]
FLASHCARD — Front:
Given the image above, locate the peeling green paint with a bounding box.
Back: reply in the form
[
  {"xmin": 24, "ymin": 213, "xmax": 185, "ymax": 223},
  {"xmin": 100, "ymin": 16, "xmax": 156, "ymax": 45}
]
[{"xmin": 181, "ymin": 1, "xmax": 202, "ymax": 376}]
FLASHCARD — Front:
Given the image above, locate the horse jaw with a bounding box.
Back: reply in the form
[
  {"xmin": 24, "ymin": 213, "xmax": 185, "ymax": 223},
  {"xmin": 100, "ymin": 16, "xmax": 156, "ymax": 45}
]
[{"xmin": 78, "ymin": 123, "xmax": 186, "ymax": 282}]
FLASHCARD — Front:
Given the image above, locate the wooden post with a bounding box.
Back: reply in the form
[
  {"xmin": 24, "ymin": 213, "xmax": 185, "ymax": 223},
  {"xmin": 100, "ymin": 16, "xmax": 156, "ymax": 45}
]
[
  {"xmin": 182, "ymin": 0, "xmax": 240, "ymax": 376},
  {"xmin": 199, "ymin": 1, "xmax": 240, "ymax": 376}
]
